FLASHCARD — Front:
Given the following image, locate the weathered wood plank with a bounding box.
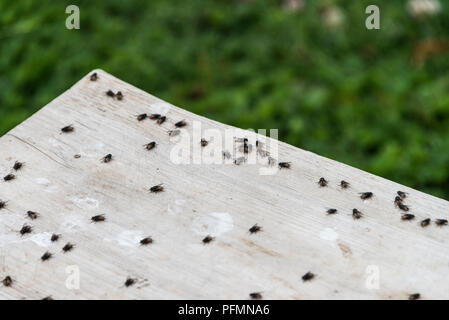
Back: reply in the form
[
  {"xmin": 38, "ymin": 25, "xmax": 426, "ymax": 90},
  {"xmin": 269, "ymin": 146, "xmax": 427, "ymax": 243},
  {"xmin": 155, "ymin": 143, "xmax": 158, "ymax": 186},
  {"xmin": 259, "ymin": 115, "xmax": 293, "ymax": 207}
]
[{"xmin": 0, "ymin": 69, "xmax": 448, "ymax": 300}]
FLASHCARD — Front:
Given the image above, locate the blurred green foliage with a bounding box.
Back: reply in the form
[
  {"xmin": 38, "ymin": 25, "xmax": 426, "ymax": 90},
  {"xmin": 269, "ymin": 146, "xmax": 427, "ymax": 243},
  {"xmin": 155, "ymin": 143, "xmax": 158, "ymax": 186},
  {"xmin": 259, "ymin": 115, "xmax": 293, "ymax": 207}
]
[{"xmin": 0, "ymin": 0, "xmax": 448, "ymax": 198}]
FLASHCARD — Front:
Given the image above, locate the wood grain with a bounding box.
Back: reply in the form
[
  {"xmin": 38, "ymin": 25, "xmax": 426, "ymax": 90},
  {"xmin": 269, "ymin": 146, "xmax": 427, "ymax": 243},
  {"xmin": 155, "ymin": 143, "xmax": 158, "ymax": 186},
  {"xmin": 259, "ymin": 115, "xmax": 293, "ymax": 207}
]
[{"xmin": 0, "ymin": 69, "xmax": 448, "ymax": 300}]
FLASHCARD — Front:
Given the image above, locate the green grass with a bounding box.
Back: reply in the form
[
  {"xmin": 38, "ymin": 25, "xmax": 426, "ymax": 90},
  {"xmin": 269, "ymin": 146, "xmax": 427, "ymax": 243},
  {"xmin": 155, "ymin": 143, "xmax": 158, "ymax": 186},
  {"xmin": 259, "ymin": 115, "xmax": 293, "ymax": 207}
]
[{"xmin": 1, "ymin": 0, "xmax": 448, "ymax": 199}]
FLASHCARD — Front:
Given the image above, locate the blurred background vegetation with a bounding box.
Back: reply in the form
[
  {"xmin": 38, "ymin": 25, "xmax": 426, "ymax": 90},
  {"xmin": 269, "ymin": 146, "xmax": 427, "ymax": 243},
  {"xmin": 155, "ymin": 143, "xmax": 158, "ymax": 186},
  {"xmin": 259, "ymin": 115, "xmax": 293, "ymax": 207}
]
[{"xmin": 0, "ymin": 0, "xmax": 448, "ymax": 199}]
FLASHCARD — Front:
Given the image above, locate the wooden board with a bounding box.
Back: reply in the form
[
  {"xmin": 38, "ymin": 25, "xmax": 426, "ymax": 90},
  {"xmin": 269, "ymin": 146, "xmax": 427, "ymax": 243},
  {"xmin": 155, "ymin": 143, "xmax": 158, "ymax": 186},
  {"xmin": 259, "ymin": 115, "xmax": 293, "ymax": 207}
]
[{"xmin": 0, "ymin": 69, "xmax": 448, "ymax": 300}]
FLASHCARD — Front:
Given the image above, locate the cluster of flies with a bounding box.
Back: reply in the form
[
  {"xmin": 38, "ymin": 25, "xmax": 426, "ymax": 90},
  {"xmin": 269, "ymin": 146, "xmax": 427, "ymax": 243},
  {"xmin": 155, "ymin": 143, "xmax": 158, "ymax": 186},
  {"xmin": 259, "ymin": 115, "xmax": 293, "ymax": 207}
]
[
  {"xmin": 2, "ymin": 160, "xmax": 24, "ymax": 182},
  {"xmin": 320, "ymin": 178, "xmax": 370, "ymax": 220},
  {"xmin": 1, "ymin": 73, "xmax": 278, "ymax": 297},
  {"xmin": 320, "ymin": 180, "xmax": 448, "ymax": 299},
  {"xmin": 323, "ymin": 180, "xmax": 448, "ymax": 231},
  {"xmin": 95, "ymin": 72, "xmax": 123, "ymax": 102},
  {"xmin": 231, "ymin": 138, "xmax": 289, "ymax": 169},
  {"xmin": 135, "ymin": 109, "xmax": 187, "ymax": 139},
  {"xmin": 393, "ymin": 192, "xmax": 447, "ymax": 227},
  {"xmin": 1, "ymin": 221, "xmax": 75, "ymax": 290},
  {"xmin": 19, "ymin": 219, "xmax": 74, "ymax": 264},
  {"xmin": 0, "ymin": 72, "xmax": 435, "ymax": 301},
  {"xmin": 118, "ymin": 90, "xmax": 285, "ymax": 169},
  {"xmin": 124, "ymin": 82, "xmax": 310, "ymax": 299}
]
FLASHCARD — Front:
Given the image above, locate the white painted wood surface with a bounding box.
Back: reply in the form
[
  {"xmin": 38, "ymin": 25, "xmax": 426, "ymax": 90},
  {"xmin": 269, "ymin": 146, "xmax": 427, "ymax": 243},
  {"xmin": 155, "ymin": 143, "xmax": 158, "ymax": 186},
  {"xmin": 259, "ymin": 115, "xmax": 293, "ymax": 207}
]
[{"xmin": 0, "ymin": 69, "xmax": 448, "ymax": 300}]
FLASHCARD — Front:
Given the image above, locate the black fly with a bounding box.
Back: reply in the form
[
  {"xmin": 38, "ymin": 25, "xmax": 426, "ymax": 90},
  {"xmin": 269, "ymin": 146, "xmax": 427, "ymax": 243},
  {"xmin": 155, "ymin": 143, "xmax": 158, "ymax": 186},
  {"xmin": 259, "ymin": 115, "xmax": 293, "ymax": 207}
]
[
  {"xmin": 41, "ymin": 251, "xmax": 53, "ymax": 261},
  {"xmin": 125, "ymin": 277, "xmax": 136, "ymax": 287},
  {"xmin": 394, "ymin": 196, "xmax": 403, "ymax": 206},
  {"xmin": 249, "ymin": 224, "xmax": 262, "ymax": 234},
  {"xmin": 340, "ymin": 180, "xmax": 349, "ymax": 189},
  {"xmin": 397, "ymin": 191, "xmax": 408, "ymax": 199},
  {"xmin": 149, "ymin": 114, "xmax": 161, "ymax": 120},
  {"xmin": 234, "ymin": 137, "xmax": 248, "ymax": 143},
  {"xmin": 150, "ymin": 184, "xmax": 164, "ymax": 193},
  {"xmin": 352, "ymin": 209, "xmax": 362, "ymax": 219},
  {"xmin": 278, "ymin": 162, "xmax": 291, "ymax": 169},
  {"xmin": 101, "ymin": 154, "xmax": 113, "ymax": 163},
  {"xmin": 257, "ymin": 148, "xmax": 270, "ymax": 157},
  {"xmin": 302, "ymin": 271, "xmax": 315, "ymax": 282},
  {"xmin": 20, "ymin": 224, "xmax": 32, "ymax": 236},
  {"xmin": 249, "ymin": 292, "xmax": 262, "ymax": 300},
  {"xmin": 202, "ymin": 235, "xmax": 214, "ymax": 244},
  {"xmin": 239, "ymin": 142, "xmax": 252, "ymax": 154},
  {"xmin": 144, "ymin": 142, "xmax": 156, "ymax": 151},
  {"xmin": 61, "ymin": 125, "xmax": 74, "ymax": 133},
  {"xmin": 62, "ymin": 242, "xmax": 74, "ymax": 253},
  {"xmin": 140, "ymin": 237, "xmax": 153, "ymax": 245},
  {"xmin": 91, "ymin": 215, "xmax": 106, "ymax": 222},
  {"xmin": 327, "ymin": 209, "xmax": 338, "ymax": 215},
  {"xmin": 420, "ymin": 218, "xmax": 431, "ymax": 227},
  {"xmin": 137, "ymin": 113, "xmax": 147, "ymax": 121},
  {"xmin": 175, "ymin": 120, "xmax": 187, "ymax": 128},
  {"xmin": 3, "ymin": 174, "xmax": 15, "ymax": 181},
  {"xmin": 409, "ymin": 293, "xmax": 420, "ymax": 300},
  {"xmin": 318, "ymin": 178, "xmax": 328, "ymax": 187},
  {"xmin": 2, "ymin": 276, "xmax": 12, "ymax": 287},
  {"xmin": 401, "ymin": 214, "xmax": 415, "ymax": 221},
  {"xmin": 157, "ymin": 116, "xmax": 166, "ymax": 125},
  {"xmin": 360, "ymin": 192, "xmax": 373, "ymax": 200},
  {"xmin": 13, "ymin": 161, "xmax": 24, "ymax": 171},
  {"xmin": 234, "ymin": 157, "xmax": 246, "ymax": 165},
  {"xmin": 27, "ymin": 211, "xmax": 39, "ymax": 220}
]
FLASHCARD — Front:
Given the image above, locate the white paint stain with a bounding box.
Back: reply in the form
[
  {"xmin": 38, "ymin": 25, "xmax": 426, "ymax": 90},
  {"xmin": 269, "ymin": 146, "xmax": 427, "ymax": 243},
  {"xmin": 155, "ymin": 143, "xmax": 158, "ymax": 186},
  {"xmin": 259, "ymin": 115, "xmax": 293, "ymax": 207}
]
[
  {"xmin": 35, "ymin": 178, "xmax": 58, "ymax": 193},
  {"xmin": 191, "ymin": 212, "xmax": 233, "ymax": 236},
  {"xmin": 0, "ymin": 232, "xmax": 52, "ymax": 247},
  {"xmin": 36, "ymin": 178, "xmax": 50, "ymax": 185},
  {"xmin": 150, "ymin": 102, "xmax": 171, "ymax": 115},
  {"xmin": 104, "ymin": 230, "xmax": 144, "ymax": 248},
  {"xmin": 72, "ymin": 197, "xmax": 99, "ymax": 210},
  {"xmin": 28, "ymin": 232, "xmax": 53, "ymax": 247},
  {"xmin": 320, "ymin": 228, "xmax": 339, "ymax": 242}
]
